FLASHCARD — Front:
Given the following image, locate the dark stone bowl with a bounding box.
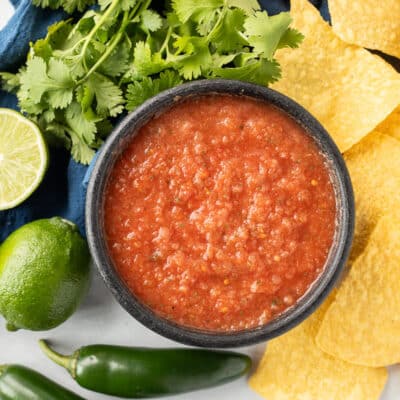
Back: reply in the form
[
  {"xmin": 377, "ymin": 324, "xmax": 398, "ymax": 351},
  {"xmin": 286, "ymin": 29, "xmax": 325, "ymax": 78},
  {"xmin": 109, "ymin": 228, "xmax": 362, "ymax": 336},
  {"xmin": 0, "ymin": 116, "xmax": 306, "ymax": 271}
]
[{"xmin": 86, "ymin": 79, "xmax": 354, "ymax": 347}]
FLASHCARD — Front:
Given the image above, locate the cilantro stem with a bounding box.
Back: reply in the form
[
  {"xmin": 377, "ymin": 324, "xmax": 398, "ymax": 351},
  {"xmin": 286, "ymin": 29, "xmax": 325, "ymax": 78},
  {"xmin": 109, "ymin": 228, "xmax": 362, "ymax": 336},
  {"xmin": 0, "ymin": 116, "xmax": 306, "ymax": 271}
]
[
  {"xmin": 137, "ymin": 0, "xmax": 152, "ymax": 16},
  {"xmin": 159, "ymin": 26, "xmax": 172, "ymax": 56},
  {"xmin": 53, "ymin": 37, "xmax": 86, "ymax": 57},
  {"xmin": 129, "ymin": 0, "xmax": 151, "ymax": 21},
  {"xmin": 80, "ymin": 0, "xmax": 120, "ymax": 70},
  {"xmin": 128, "ymin": 1, "xmax": 142, "ymax": 21},
  {"xmin": 77, "ymin": 11, "xmax": 130, "ymax": 84},
  {"xmin": 237, "ymin": 30, "xmax": 249, "ymax": 42}
]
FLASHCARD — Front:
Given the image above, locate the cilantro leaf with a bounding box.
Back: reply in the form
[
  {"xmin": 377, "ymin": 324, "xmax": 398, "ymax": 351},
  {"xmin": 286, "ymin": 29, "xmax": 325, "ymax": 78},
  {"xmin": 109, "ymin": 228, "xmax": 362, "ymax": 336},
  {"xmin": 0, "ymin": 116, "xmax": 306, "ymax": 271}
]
[
  {"xmin": 172, "ymin": 37, "xmax": 212, "ymax": 79},
  {"xmin": 87, "ymin": 73, "xmax": 125, "ymax": 117},
  {"xmin": 31, "ymin": 39, "xmax": 53, "ymax": 61},
  {"xmin": 62, "ymin": 0, "xmax": 95, "ymax": 13},
  {"xmin": 76, "ymin": 83, "xmax": 96, "ymax": 120},
  {"xmin": 65, "ymin": 101, "xmax": 98, "ymax": 163},
  {"xmin": 99, "ymin": 0, "xmax": 137, "ymax": 12},
  {"xmin": 17, "ymin": 83, "xmax": 45, "ymax": 115},
  {"xmin": 119, "ymin": 0, "xmax": 139, "ymax": 11},
  {"xmin": 98, "ymin": 0, "xmax": 112, "ymax": 9},
  {"xmin": 140, "ymin": 10, "xmax": 163, "ymax": 33},
  {"xmin": 32, "ymin": 0, "xmax": 62, "ymax": 10},
  {"xmin": 69, "ymin": 130, "xmax": 97, "ymax": 164},
  {"xmin": 166, "ymin": 11, "xmax": 181, "ymax": 28},
  {"xmin": 244, "ymin": 12, "xmax": 302, "ymax": 60},
  {"xmin": 50, "ymin": 20, "xmax": 83, "ymax": 52},
  {"xmin": 46, "ymin": 20, "xmax": 74, "ymax": 49},
  {"xmin": 211, "ymin": 53, "xmax": 237, "ymax": 68},
  {"xmin": 97, "ymin": 38, "xmax": 131, "ymax": 77},
  {"xmin": 226, "ymin": 0, "xmax": 260, "ymax": 13},
  {"xmin": 195, "ymin": 11, "xmax": 219, "ymax": 36},
  {"xmin": 277, "ymin": 27, "xmax": 305, "ymax": 50},
  {"xmin": 77, "ymin": 74, "xmax": 124, "ymax": 120},
  {"xmin": 157, "ymin": 70, "xmax": 183, "ymax": 90},
  {"xmin": 126, "ymin": 70, "xmax": 182, "ymax": 110},
  {"xmin": 172, "ymin": 0, "xmax": 224, "ymax": 23},
  {"xmin": 0, "ymin": 72, "xmax": 20, "ymax": 93},
  {"xmin": 32, "ymin": 0, "xmax": 95, "ymax": 13},
  {"xmin": 46, "ymin": 58, "xmax": 75, "ymax": 108},
  {"xmin": 211, "ymin": 8, "xmax": 247, "ymax": 52},
  {"xmin": 132, "ymin": 41, "xmax": 168, "ymax": 78},
  {"xmin": 126, "ymin": 77, "xmax": 159, "ymax": 111},
  {"xmin": 213, "ymin": 58, "xmax": 281, "ymax": 85},
  {"xmin": 65, "ymin": 101, "xmax": 97, "ymax": 144},
  {"xmin": 42, "ymin": 109, "xmax": 56, "ymax": 123},
  {"xmin": 19, "ymin": 57, "xmax": 74, "ymax": 109},
  {"xmin": 19, "ymin": 57, "xmax": 50, "ymax": 103},
  {"xmin": 177, "ymin": 50, "xmax": 211, "ymax": 80}
]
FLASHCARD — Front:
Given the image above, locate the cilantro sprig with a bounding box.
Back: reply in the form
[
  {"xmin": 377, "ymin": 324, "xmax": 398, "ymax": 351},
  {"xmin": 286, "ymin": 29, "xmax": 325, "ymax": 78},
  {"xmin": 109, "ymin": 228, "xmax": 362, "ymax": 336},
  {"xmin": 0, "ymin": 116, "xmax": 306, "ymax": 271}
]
[
  {"xmin": 0, "ymin": 0, "xmax": 303, "ymax": 164},
  {"xmin": 32, "ymin": 0, "xmax": 95, "ymax": 13}
]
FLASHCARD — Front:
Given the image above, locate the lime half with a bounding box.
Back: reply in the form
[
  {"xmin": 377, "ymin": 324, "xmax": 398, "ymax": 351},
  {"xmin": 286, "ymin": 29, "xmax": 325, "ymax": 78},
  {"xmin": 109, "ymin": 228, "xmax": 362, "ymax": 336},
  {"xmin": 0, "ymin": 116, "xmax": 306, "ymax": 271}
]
[{"xmin": 0, "ymin": 108, "xmax": 48, "ymax": 210}]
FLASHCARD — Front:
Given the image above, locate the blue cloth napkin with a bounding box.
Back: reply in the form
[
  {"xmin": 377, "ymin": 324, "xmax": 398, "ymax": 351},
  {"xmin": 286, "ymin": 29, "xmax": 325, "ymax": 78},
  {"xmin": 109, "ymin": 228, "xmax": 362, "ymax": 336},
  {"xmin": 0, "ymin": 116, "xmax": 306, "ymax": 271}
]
[{"xmin": 0, "ymin": 0, "xmax": 329, "ymax": 243}]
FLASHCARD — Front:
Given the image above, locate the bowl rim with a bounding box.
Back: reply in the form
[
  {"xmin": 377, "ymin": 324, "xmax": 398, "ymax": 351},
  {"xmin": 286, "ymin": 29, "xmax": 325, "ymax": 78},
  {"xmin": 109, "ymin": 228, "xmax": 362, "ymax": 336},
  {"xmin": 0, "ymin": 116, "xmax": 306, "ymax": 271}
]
[{"xmin": 86, "ymin": 79, "xmax": 355, "ymax": 347}]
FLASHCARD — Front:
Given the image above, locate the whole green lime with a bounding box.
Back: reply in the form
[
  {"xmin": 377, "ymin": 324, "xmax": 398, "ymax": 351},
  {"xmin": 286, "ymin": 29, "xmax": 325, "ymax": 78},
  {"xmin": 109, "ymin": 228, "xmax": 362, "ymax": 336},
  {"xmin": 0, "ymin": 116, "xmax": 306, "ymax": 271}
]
[{"xmin": 0, "ymin": 217, "xmax": 91, "ymax": 331}]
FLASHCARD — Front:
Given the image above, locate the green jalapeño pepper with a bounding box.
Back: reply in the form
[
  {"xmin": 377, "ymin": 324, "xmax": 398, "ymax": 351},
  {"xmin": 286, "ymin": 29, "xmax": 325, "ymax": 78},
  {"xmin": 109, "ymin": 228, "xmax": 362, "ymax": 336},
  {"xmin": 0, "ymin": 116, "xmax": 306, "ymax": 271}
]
[
  {"xmin": 0, "ymin": 364, "xmax": 85, "ymax": 400},
  {"xmin": 39, "ymin": 340, "xmax": 251, "ymax": 398}
]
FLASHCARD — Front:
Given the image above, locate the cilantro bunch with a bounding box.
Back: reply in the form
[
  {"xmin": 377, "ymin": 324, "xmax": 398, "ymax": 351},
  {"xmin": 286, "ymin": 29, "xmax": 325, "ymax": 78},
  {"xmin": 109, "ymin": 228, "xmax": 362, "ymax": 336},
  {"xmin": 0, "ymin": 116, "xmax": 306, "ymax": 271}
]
[{"xmin": 1, "ymin": 0, "xmax": 303, "ymax": 164}]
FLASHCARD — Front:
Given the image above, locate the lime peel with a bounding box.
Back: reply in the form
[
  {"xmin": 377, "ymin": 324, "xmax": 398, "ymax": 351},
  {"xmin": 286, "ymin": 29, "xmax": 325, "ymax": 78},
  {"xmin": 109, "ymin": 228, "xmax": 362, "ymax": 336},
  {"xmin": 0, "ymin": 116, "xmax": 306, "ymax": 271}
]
[{"xmin": 0, "ymin": 217, "xmax": 91, "ymax": 331}]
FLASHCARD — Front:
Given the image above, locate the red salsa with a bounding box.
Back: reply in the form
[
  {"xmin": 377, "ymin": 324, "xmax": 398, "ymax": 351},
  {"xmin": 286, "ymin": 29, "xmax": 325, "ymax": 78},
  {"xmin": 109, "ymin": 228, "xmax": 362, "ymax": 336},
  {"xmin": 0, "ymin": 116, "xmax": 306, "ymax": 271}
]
[{"xmin": 104, "ymin": 95, "xmax": 336, "ymax": 332}]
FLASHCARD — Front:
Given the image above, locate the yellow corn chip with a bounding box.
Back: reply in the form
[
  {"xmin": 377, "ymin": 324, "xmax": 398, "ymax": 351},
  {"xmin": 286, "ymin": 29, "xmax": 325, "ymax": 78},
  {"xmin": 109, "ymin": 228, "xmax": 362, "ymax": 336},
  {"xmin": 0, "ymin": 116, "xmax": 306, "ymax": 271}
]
[
  {"xmin": 376, "ymin": 105, "xmax": 400, "ymax": 141},
  {"xmin": 249, "ymin": 295, "xmax": 387, "ymax": 400},
  {"xmin": 317, "ymin": 214, "xmax": 400, "ymax": 367},
  {"xmin": 344, "ymin": 131, "xmax": 400, "ymax": 261},
  {"xmin": 271, "ymin": 0, "xmax": 400, "ymax": 152},
  {"xmin": 329, "ymin": 0, "xmax": 400, "ymax": 59}
]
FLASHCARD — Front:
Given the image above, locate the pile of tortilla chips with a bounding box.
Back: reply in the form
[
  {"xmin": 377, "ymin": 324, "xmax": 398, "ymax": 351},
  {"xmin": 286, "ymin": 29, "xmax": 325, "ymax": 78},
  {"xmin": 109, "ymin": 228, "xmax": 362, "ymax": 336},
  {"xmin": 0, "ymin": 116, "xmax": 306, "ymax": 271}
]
[
  {"xmin": 329, "ymin": 0, "xmax": 400, "ymax": 59},
  {"xmin": 250, "ymin": 0, "xmax": 400, "ymax": 399}
]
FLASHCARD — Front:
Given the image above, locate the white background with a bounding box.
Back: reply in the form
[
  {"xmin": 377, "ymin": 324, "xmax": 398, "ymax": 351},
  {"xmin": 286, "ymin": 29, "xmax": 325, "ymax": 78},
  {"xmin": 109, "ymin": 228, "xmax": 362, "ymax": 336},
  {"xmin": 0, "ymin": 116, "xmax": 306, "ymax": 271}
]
[{"xmin": 0, "ymin": 1, "xmax": 398, "ymax": 398}]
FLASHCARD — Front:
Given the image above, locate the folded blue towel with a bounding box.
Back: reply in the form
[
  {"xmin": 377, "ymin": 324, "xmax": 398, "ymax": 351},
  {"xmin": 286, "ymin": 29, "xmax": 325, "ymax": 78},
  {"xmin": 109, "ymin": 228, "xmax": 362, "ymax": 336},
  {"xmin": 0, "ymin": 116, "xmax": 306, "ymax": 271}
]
[{"xmin": 0, "ymin": 0, "xmax": 329, "ymax": 243}]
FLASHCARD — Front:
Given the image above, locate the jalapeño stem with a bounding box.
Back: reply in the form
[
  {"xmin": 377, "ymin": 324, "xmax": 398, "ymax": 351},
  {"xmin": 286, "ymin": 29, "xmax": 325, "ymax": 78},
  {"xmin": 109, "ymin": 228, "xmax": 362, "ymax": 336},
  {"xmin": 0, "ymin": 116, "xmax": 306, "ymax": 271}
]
[{"xmin": 38, "ymin": 340, "xmax": 76, "ymax": 378}]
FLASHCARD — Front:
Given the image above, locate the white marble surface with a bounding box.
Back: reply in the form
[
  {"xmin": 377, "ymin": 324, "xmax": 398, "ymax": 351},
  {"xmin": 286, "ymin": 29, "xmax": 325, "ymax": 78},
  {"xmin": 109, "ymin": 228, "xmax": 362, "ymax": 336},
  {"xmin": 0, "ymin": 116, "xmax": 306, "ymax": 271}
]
[{"xmin": 0, "ymin": 1, "xmax": 398, "ymax": 398}]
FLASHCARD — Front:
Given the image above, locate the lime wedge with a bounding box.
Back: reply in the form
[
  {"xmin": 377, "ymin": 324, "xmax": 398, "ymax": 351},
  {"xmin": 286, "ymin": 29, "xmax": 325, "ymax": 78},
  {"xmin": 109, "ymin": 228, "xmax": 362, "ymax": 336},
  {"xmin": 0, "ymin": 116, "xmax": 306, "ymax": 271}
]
[{"xmin": 0, "ymin": 108, "xmax": 48, "ymax": 210}]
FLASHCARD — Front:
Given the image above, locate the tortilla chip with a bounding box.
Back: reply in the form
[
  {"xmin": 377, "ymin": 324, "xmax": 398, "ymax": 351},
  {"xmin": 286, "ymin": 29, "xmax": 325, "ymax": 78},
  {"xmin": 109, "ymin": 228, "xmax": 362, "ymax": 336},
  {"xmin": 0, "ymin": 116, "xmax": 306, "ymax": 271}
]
[
  {"xmin": 344, "ymin": 131, "xmax": 400, "ymax": 261},
  {"xmin": 376, "ymin": 105, "xmax": 400, "ymax": 141},
  {"xmin": 316, "ymin": 214, "xmax": 400, "ymax": 367},
  {"xmin": 329, "ymin": 0, "xmax": 400, "ymax": 59},
  {"xmin": 271, "ymin": 0, "xmax": 400, "ymax": 152},
  {"xmin": 249, "ymin": 295, "xmax": 387, "ymax": 400}
]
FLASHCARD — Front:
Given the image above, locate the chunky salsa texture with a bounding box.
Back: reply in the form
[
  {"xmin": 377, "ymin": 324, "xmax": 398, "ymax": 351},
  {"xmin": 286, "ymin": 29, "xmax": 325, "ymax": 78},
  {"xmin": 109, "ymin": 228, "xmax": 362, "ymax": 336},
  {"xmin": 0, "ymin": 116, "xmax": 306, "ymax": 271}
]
[{"xmin": 104, "ymin": 95, "xmax": 336, "ymax": 332}]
